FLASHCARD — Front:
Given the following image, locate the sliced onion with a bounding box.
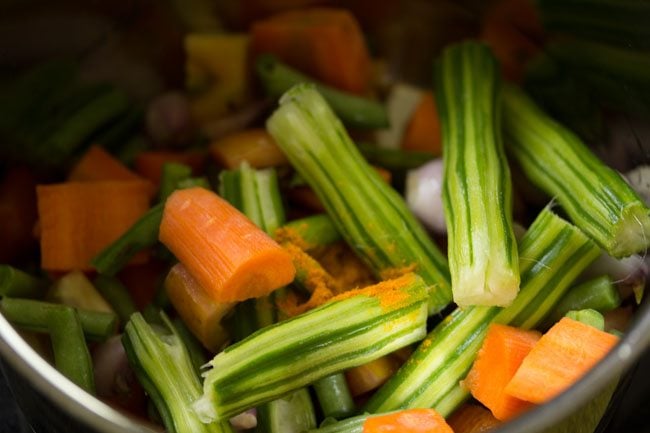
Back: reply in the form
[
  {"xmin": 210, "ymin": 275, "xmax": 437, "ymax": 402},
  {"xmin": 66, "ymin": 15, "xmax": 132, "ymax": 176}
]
[
  {"xmin": 405, "ymin": 158, "xmax": 446, "ymax": 233},
  {"xmin": 230, "ymin": 408, "xmax": 257, "ymax": 431},
  {"xmin": 93, "ymin": 334, "xmax": 146, "ymax": 412}
]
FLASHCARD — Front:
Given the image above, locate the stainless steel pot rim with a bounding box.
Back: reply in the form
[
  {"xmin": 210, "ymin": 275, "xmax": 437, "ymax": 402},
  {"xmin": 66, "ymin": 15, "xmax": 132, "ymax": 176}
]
[
  {"xmin": 0, "ymin": 312, "xmax": 155, "ymax": 433},
  {"xmin": 0, "ymin": 295, "xmax": 648, "ymax": 433}
]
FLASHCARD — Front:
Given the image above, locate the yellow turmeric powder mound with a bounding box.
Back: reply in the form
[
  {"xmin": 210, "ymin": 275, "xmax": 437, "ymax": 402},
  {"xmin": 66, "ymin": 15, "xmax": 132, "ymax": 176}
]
[
  {"xmin": 329, "ymin": 273, "xmax": 418, "ymax": 313},
  {"xmin": 313, "ymin": 242, "xmax": 376, "ymax": 290},
  {"xmin": 274, "ymin": 225, "xmax": 312, "ymax": 251}
]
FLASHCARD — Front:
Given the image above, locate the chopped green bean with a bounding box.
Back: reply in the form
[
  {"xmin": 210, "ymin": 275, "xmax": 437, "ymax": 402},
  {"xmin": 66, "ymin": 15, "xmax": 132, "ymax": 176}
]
[
  {"xmin": 159, "ymin": 162, "xmax": 193, "ymax": 202},
  {"xmin": 545, "ymin": 275, "xmax": 620, "ymax": 327},
  {"xmin": 0, "ymin": 298, "xmax": 95, "ymax": 393},
  {"xmin": 312, "ymin": 373, "xmax": 356, "ymax": 419},
  {"xmin": 0, "ymin": 265, "xmax": 48, "ymax": 298},
  {"xmin": 356, "ymin": 142, "xmax": 434, "ymax": 171},
  {"xmin": 256, "ymin": 54, "xmax": 389, "ymax": 129},
  {"xmin": 93, "ymin": 275, "xmax": 138, "ymax": 326},
  {"xmin": 1, "ymin": 298, "xmax": 117, "ymax": 342},
  {"xmin": 276, "ymin": 215, "xmax": 341, "ymax": 250},
  {"xmin": 92, "ymin": 203, "xmax": 164, "ymax": 275},
  {"xmin": 565, "ymin": 309, "xmax": 605, "ymax": 330}
]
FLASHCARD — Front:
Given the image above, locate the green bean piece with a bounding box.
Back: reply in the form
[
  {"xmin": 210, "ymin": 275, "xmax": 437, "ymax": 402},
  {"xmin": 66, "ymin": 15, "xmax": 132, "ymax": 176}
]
[
  {"xmin": 48, "ymin": 307, "xmax": 96, "ymax": 393},
  {"xmin": 545, "ymin": 275, "xmax": 620, "ymax": 327},
  {"xmin": 0, "ymin": 298, "xmax": 95, "ymax": 393},
  {"xmin": 91, "ymin": 106, "xmax": 143, "ymax": 152},
  {"xmin": 93, "ymin": 275, "xmax": 138, "ymax": 326},
  {"xmin": 159, "ymin": 162, "xmax": 193, "ymax": 202},
  {"xmin": 312, "ymin": 373, "xmax": 356, "ymax": 419},
  {"xmin": 356, "ymin": 142, "xmax": 434, "ymax": 171},
  {"xmin": 116, "ymin": 136, "xmax": 149, "ymax": 166},
  {"xmin": 256, "ymin": 388, "xmax": 317, "ymax": 433},
  {"xmin": 565, "ymin": 309, "xmax": 605, "ymax": 331},
  {"xmin": 45, "ymin": 87, "xmax": 130, "ymax": 166},
  {"xmin": 1, "ymin": 298, "xmax": 117, "ymax": 342},
  {"xmin": 220, "ymin": 162, "xmax": 318, "ymax": 433},
  {"xmin": 0, "ymin": 265, "xmax": 48, "ymax": 298},
  {"xmin": 92, "ymin": 203, "xmax": 164, "ymax": 275},
  {"xmin": 276, "ymin": 215, "xmax": 341, "ymax": 250},
  {"xmin": 76, "ymin": 310, "xmax": 119, "ymax": 341},
  {"xmin": 256, "ymin": 54, "xmax": 389, "ymax": 129}
]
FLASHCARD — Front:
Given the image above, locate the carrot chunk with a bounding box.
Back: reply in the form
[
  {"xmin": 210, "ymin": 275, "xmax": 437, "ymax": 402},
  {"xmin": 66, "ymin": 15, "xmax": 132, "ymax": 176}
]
[
  {"xmin": 363, "ymin": 408, "xmax": 454, "ymax": 433},
  {"xmin": 401, "ymin": 91, "xmax": 442, "ymax": 156},
  {"xmin": 251, "ymin": 8, "xmax": 372, "ymax": 94},
  {"xmin": 480, "ymin": 0, "xmax": 543, "ymax": 82},
  {"xmin": 505, "ymin": 317, "xmax": 619, "ymax": 404},
  {"xmin": 463, "ymin": 324, "xmax": 540, "ymax": 421},
  {"xmin": 209, "ymin": 129, "xmax": 288, "ymax": 169},
  {"xmin": 159, "ymin": 187, "xmax": 295, "ymax": 302},
  {"xmin": 69, "ymin": 145, "xmax": 145, "ymax": 183},
  {"xmin": 37, "ymin": 181, "xmax": 152, "ymax": 271},
  {"xmin": 447, "ymin": 404, "xmax": 501, "ymax": 433},
  {"xmin": 165, "ymin": 263, "xmax": 234, "ymax": 351}
]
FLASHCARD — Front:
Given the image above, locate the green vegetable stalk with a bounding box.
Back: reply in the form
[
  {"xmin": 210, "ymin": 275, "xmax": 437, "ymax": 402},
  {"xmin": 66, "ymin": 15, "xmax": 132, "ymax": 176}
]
[
  {"xmin": 219, "ymin": 161, "xmax": 318, "ymax": 433},
  {"xmin": 267, "ymin": 84, "xmax": 451, "ymax": 314},
  {"xmin": 122, "ymin": 313, "xmax": 233, "ymax": 433},
  {"xmin": 363, "ymin": 207, "xmax": 600, "ymax": 416},
  {"xmin": 435, "ymin": 41, "xmax": 520, "ymax": 307},
  {"xmin": 194, "ymin": 273, "xmax": 429, "ymax": 422},
  {"xmin": 502, "ymin": 85, "xmax": 650, "ymax": 258}
]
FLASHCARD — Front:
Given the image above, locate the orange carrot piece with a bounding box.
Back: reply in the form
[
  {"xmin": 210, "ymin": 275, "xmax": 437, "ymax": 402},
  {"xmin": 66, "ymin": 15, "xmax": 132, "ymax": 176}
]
[
  {"xmin": 505, "ymin": 317, "xmax": 619, "ymax": 404},
  {"xmin": 165, "ymin": 263, "xmax": 234, "ymax": 351},
  {"xmin": 37, "ymin": 181, "xmax": 152, "ymax": 272},
  {"xmin": 69, "ymin": 145, "xmax": 145, "ymax": 183},
  {"xmin": 209, "ymin": 129, "xmax": 289, "ymax": 169},
  {"xmin": 447, "ymin": 404, "xmax": 501, "ymax": 433},
  {"xmin": 463, "ymin": 324, "xmax": 540, "ymax": 421},
  {"xmin": 0, "ymin": 166, "xmax": 38, "ymax": 263},
  {"xmin": 251, "ymin": 7, "xmax": 372, "ymax": 94},
  {"xmin": 401, "ymin": 91, "xmax": 442, "ymax": 156},
  {"xmin": 363, "ymin": 408, "xmax": 454, "ymax": 433},
  {"xmin": 346, "ymin": 354, "xmax": 400, "ymax": 397},
  {"xmin": 134, "ymin": 150, "xmax": 206, "ymax": 186},
  {"xmin": 480, "ymin": 0, "xmax": 543, "ymax": 82},
  {"xmin": 159, "ymin": 187, "xmax": 295, "ymax": 302}
]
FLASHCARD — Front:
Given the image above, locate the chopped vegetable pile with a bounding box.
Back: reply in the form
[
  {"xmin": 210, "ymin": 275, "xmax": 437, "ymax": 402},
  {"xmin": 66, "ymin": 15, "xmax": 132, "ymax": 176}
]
[{"xmin": 0, "ymin": 1, "xmax": 649, "ymax": 433}]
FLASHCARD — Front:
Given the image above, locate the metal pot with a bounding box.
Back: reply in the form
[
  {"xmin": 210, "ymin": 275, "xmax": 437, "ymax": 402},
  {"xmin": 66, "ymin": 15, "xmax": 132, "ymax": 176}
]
[{"xmin": 1, "ymin": 1, "xmax": 649, "ymax": 432}]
